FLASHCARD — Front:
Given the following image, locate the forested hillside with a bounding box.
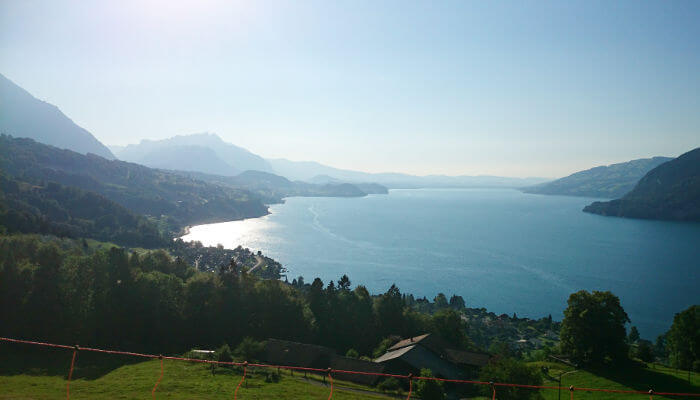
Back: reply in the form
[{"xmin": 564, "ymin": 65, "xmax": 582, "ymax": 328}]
[
  {"xmin": 523, "ymin": 157, "xmax": 672, "ymax": 198},
  {"xmin": 584, "ymin": 148, "xmax": 700, "ymax": 221},
  {"xmin": 0, "ymin": 135, "xmax": 269, "ymax": 231},
  {"xmin": 0, "ymin": 174, "xmax": 166, "ymax": 247}
]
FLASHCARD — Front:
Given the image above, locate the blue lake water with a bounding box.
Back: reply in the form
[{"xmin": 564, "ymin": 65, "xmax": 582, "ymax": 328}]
[{"xmin": 182, "ymin": 188, "xmax": 700, "ymax": 339}]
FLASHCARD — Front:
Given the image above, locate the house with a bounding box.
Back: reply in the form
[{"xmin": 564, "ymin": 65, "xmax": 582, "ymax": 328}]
[
  {"xmin": 264, "ymin": 339, "xmax": 336, "ymax": 371},
  {"xmin": 373, "ymin": 333, "xmax": 491, "ymax": 379},
  {"xmin": 263, "ymin": 339, "xmax": 386, "ymax": 385}
]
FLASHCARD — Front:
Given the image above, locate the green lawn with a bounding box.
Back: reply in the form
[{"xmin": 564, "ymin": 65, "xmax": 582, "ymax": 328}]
[
  {"xmin": 0, "ymin": 347, "xmax": 408, "ymax": 399},
  {"xmin": 0, "ymin": 357, "xmax": 396, "ymax": 399},
  {"xmin": 529, "ymin": 361, "xmax": 698, "ymax": 400},
  {"xmin": 1, "ymin": 350, "xmax": 697, "ymax": 400}
]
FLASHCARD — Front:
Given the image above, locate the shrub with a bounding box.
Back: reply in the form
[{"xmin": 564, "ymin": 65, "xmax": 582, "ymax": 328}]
[
  {"xmin": 345, "ymin": 348, "xmax": 359, "ymax": 358},
  {"xmin": 479, "ymin": 358, "xmax": 544, "ymax": 400},
  {"xmin": 264, "ymin": 371, "xmax": 281, "ymax": 383},
  {"xmin": 415, "ymin": 369, "xmax": 446, "ymax": 400},
  {"xmin": 377, "ymin": 377, "xmax": 400, "ymax": 392}
]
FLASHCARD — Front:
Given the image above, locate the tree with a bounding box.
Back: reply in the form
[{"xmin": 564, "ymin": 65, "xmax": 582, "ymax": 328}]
[
  {"xmin": 479, "ymin": 358, "xmax": 544, "ymax": 400},
  {"xmin": 560, "ymin": 290, "xmax": 630, "ymax": 365},
  {"xmin": 449, "ymin": 294, "xmax": 465, "ymax": 309},
  {"xmin": 635, "ymin": 341, "xmax": 654, "ymax": 363},
  {"xmin": 234, "ymin": 337, "xmax": 266, "ymax": 362},
  {"xmin": 375, "ymin": 284, "xmax": 405, "ymax": 337},
  {"xmin": 337, "ymin": 274, "xmax": 351, "ymax": 291},
  {"xmin": 430, "ymin": 309, "xmax": 472, "ymax": 350},
  {"xmin": 628, "ymin": 326, "xmax": 640, "ymax": 344},
  {"xmin": 433, "ymin": 293, "xmax": 448, "ymax": 308},
  {"xmin": 415, "ymin": 369, "xmax": 446, "ymax": 400},
  {"xmin": 654, "ymin": 334, "xmax": 667, "ymax": 359},
  {"xmin": 666, "ymin": 305, "xmax": 699, "ymax": 371}
]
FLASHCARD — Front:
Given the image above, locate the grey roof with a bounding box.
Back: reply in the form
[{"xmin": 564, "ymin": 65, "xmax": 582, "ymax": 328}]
[
  {"xmin": 374, "ymin": 345, "xmax": 415, "ymax": 363},
  {"xmin": 374, "ymin": 345, "xmax": 416, "ymax": 362},
  {"xmin": 387, "ymin": 334, "xmax": 430, "ymax": 352}
]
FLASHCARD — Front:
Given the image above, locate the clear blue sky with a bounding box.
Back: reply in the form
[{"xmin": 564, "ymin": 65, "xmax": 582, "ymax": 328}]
[{"xmin": 1, "ymin": 0, "xmax": 698, "ymax": 177}]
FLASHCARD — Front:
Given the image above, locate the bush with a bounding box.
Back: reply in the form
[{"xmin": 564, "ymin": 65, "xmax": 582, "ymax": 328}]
[
  {"xmin": 345, "ymin": 348, "xmax": 359, "ymax": 358},
  {"xmin": 479, "ymin": 358, "xmax": 544, "ymax": 400},
  {"xmin": 377, "ymin": 377, "xmax": 400, "ymax": 392},
  {"xmin": 264, "ymin": 371, "xmax": 281, "ymax": 383},
  {"xmin": 234, "ymin": 337, "xmax": 265, "ymax": 362},
  {"xmin": 415, "ymin": 369, "xmax": 446, "ymax": 400},
  {"xmin": 216, "ymin": 343, "xmax": 233, "ymax": 363}
]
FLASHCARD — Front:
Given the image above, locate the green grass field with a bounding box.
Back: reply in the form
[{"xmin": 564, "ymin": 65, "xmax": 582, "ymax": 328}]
[
  {"xmin": 530, "ymin": 361, "xmax": 698, "ymax": 400},
  {"xmin": 1, "ymin": 348, "xmax": 697, "ymax": 399},
  {"xmin": 0, "ymin": 356, "xmax": 396, "ymax": 399}
]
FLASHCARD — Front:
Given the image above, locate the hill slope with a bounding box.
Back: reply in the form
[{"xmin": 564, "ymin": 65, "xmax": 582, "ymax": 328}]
[
  {"xmin": 0, "ymin": 174, "xmax": 166, "ymax": 247},
  {"xmin": 523, "ymin": 157, "xmax": 672, "ymax": 199},
  {"xmin": 0, "ymin": 73, "xmax": 114, "ymax": 159},
  {"xmin": 583, "ymin": 148, "xmax": 700, "ymax": 221},
  {"xmin": 113, "ymin": 133, "xmax": 272, "ymax": 174},
  {"xmin": 0, "ymin": 135, "xmax": 268, "ymax": 231}
]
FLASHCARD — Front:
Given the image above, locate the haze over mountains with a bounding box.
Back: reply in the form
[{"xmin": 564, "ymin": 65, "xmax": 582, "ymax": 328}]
[
  {"xmin": 2, "ymin": 74, "xmax": 698, "ymax": 222},
  {"xmin": 523, "ymin": 157, "xmax": 673, "ymax": 199},
  {"xmin": 112, "ymin": 133, "xmax": 548, "ymax": 189},
  {"xmin": 111, "ymin": 133, "xmax": 273, "ymax": 175},
  {"xmin": 0, "ymin": 73, "xmax": 114, "ymax": 160}
]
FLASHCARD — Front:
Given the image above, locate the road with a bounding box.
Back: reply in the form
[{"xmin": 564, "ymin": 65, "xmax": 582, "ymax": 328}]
[{"xmin": 248, "ymin": 255, "xmax": 265, "ymax": 274}]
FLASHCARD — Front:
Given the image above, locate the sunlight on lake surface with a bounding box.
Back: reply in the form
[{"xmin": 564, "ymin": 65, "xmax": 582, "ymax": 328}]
[{"xmin": 181, "ymin": 188, "xmax": 700, "ymax": 338}]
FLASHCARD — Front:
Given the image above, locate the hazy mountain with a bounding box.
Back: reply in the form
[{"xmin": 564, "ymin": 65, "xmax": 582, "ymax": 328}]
[
  {"xmin": 172, "ymin": 169, "xmax": 388, "ymax": 204},
  {"xmin": 523, "ymin": 156, "xmax": 673, "ymax": 199},
  {"xmin": 0, "ymin": 73, "xmax": 114, "ymax": 159},
  {"xmin": 125, "ymin": 145, "xmax": 238, "ymax": 176},
  {"xmin": 584, "ymin": 148, "xmax": 700, "ymax": 221},
  {"xmin": 269, "ymin": 158, "xmax": 547, "ymax": 188},
  {"xmin": 113, "ymin": 133, "xmax": 273, "ymax": 175},
  {"xmin": 0, "ymin": 135, "xmax": 268, "ymax": 230}
]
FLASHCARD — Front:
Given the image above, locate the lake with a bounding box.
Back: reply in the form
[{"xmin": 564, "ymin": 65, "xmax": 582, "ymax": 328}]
[{"xmin": 181, "ymin": 188, "xmax": 700, "ymax": 339}]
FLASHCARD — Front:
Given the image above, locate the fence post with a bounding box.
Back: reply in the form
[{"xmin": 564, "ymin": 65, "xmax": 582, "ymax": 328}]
[
  {"xmin": 66, "ymin": 345, "xmax": 79, "ymax": 400},
  {"xmin": 151, "ymin": 355, "xmax": 163, "ymax": 400}
]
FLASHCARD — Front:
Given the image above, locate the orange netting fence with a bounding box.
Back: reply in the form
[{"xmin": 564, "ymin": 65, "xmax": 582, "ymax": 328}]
[{"xmin": 1, "ymin": 337, "xmax": 698, "ymax": 399}]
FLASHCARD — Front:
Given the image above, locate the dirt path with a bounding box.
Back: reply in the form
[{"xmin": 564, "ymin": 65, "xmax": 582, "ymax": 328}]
[{"xmin": 248, "ymin": 255, "xmax": 265, "ymax": 274}]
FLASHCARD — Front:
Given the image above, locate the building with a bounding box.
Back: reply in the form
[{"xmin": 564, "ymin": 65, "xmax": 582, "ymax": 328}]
[
  {"xmin": 373, "ymin": 333, "xmax": 491, "ymax": 379},
  {"xmin": 263, "ymin": 338, "xmax": 386, "ymax": 385}
]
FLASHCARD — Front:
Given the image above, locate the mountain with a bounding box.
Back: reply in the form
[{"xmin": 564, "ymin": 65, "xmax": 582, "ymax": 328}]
[
  {"xmin": 123, "ymin": 145, "xmax": 238, "ymax": 176},
  {"xmin": 0, "ymin": 135, "xmax": 269, "ymax": 231},
  {"xmin": 583, "ymin": 148, "xmax": 700, "ymax": 221},
  {"xmin": 268, "ymin": 158, "xmax": 547, "ymax": 188},
  {"xmin": 522, "ymin": 157, "xmax": 673, "ymax": 199},
  {"xmin": 113, "ymin": 133, "xmax": 273, "ymax": 175},
  {"xmin": 173, "ymin": 169, "xmax": 387, "ymax": 204},
  {"xmin": 0, "ymin": 73, "xmax": 114, "ymax": 159}
]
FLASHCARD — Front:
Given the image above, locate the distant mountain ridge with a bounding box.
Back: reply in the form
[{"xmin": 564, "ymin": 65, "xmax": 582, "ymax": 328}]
[
  {"xmin": 113, "ymin": 133, "xmax": 544, "ymax": 189},
  {"xmin": 523, "ymin": 156, "xmax": 673, "ymax": 199},
  {"xmin": 172, "ymin": 169, "xmax": 388, "ymax": 204},
  {"xmin": 583, "ymin": 148, "xmax": 700, "ymax": 221},
  {"xmin": 0, "ymin": 73, "xmax": 114, "ymax": 159},
  {"xmin": 113, "ymin": 133, "xmax": 273, "ymax": 175},
  {"xmin": 268, "ymin": 158, "xmax": 547, "ymax": 189}
]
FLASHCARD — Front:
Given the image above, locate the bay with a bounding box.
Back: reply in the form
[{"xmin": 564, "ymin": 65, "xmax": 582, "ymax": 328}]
[{"xmin": 181, "ymin": 188, "xmax": 700, "ymax": 339}]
